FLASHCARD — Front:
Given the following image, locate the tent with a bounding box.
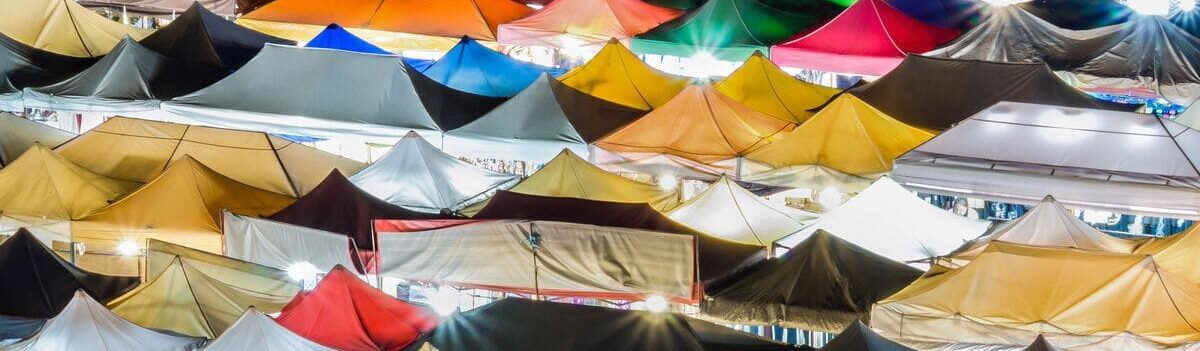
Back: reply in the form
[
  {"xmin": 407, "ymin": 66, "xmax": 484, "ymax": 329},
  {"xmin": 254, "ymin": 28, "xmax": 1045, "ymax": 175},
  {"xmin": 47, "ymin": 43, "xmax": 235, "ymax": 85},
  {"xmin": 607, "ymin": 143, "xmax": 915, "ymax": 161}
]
[
  {"xmin": 668, "ymin": 176, "xmax": 813, "ymax": 246},
  {"xmin": 770, "ymin": 0, "xmax": 960, "ymax": 76},
  {"xmin": 1065, "ymin": 16, "xmax": 1200, "ymax": 104},
  {"xmin": 271, "ymin": 170, "xmax": 449, "ymax": 255},
  {"xmin": 56, "ymin": 117, "xmax": 364, "ymax": 197},
  {"xmin": 412, "ymin": 36, "xmax": 564, "ymax": 97},
  {"xmin": 779, "ymin": 177, "xmax": 991, "ymax": 263},
  {"xmin": 1, "ymin": 291, "xmax": 204, "ymax": 351},
  {"xmin": 223, "ymin": 210, "xmax": 357, "ymax": 273},
  {"xmin": 848, "ymin": 55, "xmax": 1134, "ymax": 130},
  {"xmin": 72, "ymin": 156, "xmax": 295, "ymax": 256},
  {"xmin": 924, "ymin": 5, "xmax": 1122, "ymax": 69},
  {"xmin": 885, "ymin": 0, "xmax": 984, "ymax": 29},
  {"xmin": 0, "ymin": 34, "xmax": 95, "ymax": 111},
  {"xmin": 714, "ymin": 51, "xmax": 840, "ymax": 124},
  {"xmin": 1134, "ymin": 222, "xmax": 1200, "ymax": 285},
  {"xmin": 349, "ymin": 132, "xmax": 519, "ymax": 213},
  {"xmin": 0, "ymin": 0, "xmax": 151, "ymax": 57},
  {"xmin": 427, "ymin": 298, "xmax": 801, "ymax": 351},
  {"xmin": 948, "ymin": 196, "xmax": 1139, "ymax": 264},
  {"xmin": 0, "ymin": 314, "xmax": 42, "ymax": 342},
  {"xmin": 402, "ymin": 59, "xmax": 510, "ymax": 131},
  {"xmin": 873, "ymin": 242, "xmax": 1200, "ymax": 349},
  {"xmin": 820, "ymin": 321, "xmax": 914, "ymax": 351},
  {"xmin": 304, "ymin": 24, "xmax": 392, "ymax": 54},
  {"xmin": 558, "ymin": 40, "xmax": 692, "ymax": 110},
  {"xmin": 201, "ymin": 309, "xmax": 334, "ymax": 351},
  {"xmin": 1021, "ymin": 335, "xmax": 1061, "ymax": 351},
  {"xmin": 163, "ymin": 44, "xmax": 442, "ymax": 142},
  {"xmin": 237, "ymin": 0, "xmax": 532, "ymax": 51},
  {"xmin": 78, "ymin": 0, "xmax": 236, "ymax": 17},
  {"xmin": 0, "ymin": 229, "xmax": 139, "ymax": 318},
  {"xmin": 497, "ymin": 0, "xmax": 682, "ymax": 49},
  {"xmin": 702, "ymin": 230, "xmax": 921, "ymax": 332},
  {"xmin": 1016, "ymin": 0, "xmax": 1132, "ymax": 30},
  {"xmin": 0, "ymin": 144, "xmax": 137, "ymax": 221},
  {"xmin": 376, "ymin": 219, "xmax": 698, "ymax": 300},
  {"xmin": 276, "ymin": 265, "xmax": 440, "ymax": 351},
  {"xmin": 107, "ymin": 239, "xmax": 299, "ymax": 338},
  {"xmin": 443, "ymin": 74, "xmax": 648, "ymax": 161},
  {"xmin": 894, "ymin": 101, "xmax": 1200, "ymax": 219},
  {"xmin": 742, "ymin": 94, "xmax": 933, "ymax": 192},
  {"xmin": 139, "ymin": 3, "xmax": 295, "ymax": 72},
  {"xmin": 0, "ymin": 113, "xmax": 73, "ymax": 167},
  {"xmin": 23, "ymin": 37, "xmax": 225, "ymax": 113},
  {"xmin": 632, "ymin": 0, "xmax": 846, "ymax": 61}
]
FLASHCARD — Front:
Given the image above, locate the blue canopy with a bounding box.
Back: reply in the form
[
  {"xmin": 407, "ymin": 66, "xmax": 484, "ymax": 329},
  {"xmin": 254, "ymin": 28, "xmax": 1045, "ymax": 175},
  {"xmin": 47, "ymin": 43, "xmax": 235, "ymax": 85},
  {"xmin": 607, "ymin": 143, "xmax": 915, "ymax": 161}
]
[
  {"xmin": 413, "ymin": 36, "xmax": 565, "ymax": 97},
  {"xmin": 304, "ymin": 24, "xmax": 392, "ymax": 55},
  {"xmin": 886, "ymin": 0, "xmax": 985, "ymax": 29}
]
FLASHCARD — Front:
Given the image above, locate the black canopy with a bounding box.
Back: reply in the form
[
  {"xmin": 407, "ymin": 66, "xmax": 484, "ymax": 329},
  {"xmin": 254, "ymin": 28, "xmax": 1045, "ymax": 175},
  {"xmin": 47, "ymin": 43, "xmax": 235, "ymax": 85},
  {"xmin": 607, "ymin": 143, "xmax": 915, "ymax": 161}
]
[
  {"xmin": 1016, "ymin": 0, "xmax": 1132, "ymax": 30},
  {"xmin": 702, "ymin": 230, "xmax": 922, "ymax": 333},
  {"xmin": 0, "ymin": 314, "xmax": 43, "ymax": 341},
  {"xmin": 0, "ymin": 33, "xmax": 95, "ymax": 93},
  {"xmin": 27, "ymin": 37, "xmax": 224, "ymax": 102},
  {"xmin": 1022, "ymin": 335, "xmax": 1060, "ymax": 351},
  {"xmin": 848, "ymin": 55, "xmax": 1136, "ymax": 130},
  {"xmin": 403, "ymin": 60, "xmax": 508, "ymax": 131},
  {"xmin": 139, "ymin": 3, "xmax": 293, "ymax": 72},
  {"xmin": 0, "ymin": 229, "xmax": 139, "ymax": 318},
  {"xmin": 429, "ymin": 298, "xmax": 801, "ymax": 351},
  {"xmin": 820, "ymin": 321, "xmax": 914, "ymax": 351},
  {"xmin": 1068, "ymin": 16, "xmax": 1200, "ymax": 104}
]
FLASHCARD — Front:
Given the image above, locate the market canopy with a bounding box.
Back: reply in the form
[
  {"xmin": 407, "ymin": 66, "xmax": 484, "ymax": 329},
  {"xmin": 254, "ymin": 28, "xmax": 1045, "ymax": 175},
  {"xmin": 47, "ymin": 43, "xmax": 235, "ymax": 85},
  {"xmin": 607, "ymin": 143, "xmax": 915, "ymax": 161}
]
[
  {"xmin": 23, "ymin": 37, "xmax": 225, "ymax": 113},
  {"xmin": 498, "ymin": 0, "xmax": 681, "ymax": 49},
  {"xmin": 56, "ymin": 116, "xmax": 365, "ymax": 197},
  {"xmin": 886, "ymin": 0, "xmax": 984, "ymax": 29},
  {"xmin": 558, "ymin": 40, "xmax": 692, "ymax": 110},
  {"xmin": 223, "ymin": 210, "xmax": 357, "ymax": 273},
  {"xmin": 376, "ymin": 219, "xmax": 698, "ymax": 301},
  {"xmin": 770, "ymin": 0, "xmax": 960, "ymax": 76},
  {"xmin": 238, "ymin": 0, "xmax": 532, "ymax": 51},
  {"xmin": 1065, "ymin": 16, "xmax": 1200, "ymax": 104},
  {"xmin": 0, "ymin": 0, "xmax": 151, "ymax": 57},
  {"xmin": 743, "ymin": 94, "xmax": 933, "ymax": 192},
  {"xmin": 78, "ymin": 0, "xmax": 237, "ymax": 17},
  {"xmin": 276, "ymin": 265, "xmax": 440, "ymax": 351},
  {"xmin": 894, "ymin": 101, "xmax": 1200, "ymax": 219},
  {"xmin": 0, "ymin": 113, "xmax": 73, "ymax": 167},
  {"xmin": 349, "ymin": 132, "xmax": 519, "ymax": 213},
  {"xmin": 1134, "ymin": 221, "xmax": 1200, "ymax": 284},
  {"xmin": 73, "ymin": 156, "xmax": 295, "ymax": 255},
  {"xmin": 0, "ymin": 144, "xmax": 137, "ymax": 220},
  {"xmin": 428, "ymin": 298, "xmax": 800, "ymax": 351},
  {"xmin": 164, "ymin": 44, "xmax": 442, "ymax": 142},
  {"xmin": 668, "ymin": 176, "xmax": 813, "ymax": 246},
  {"xmin": 949, "ymin": 196, "xmax": 1139, "ymax": 264},
  {"xmin": 201, "ymin": 309, "xmax": 334, "ymax": 351},
  {"xmin": 714, "ymin": 51, "xmax": 839, "ymax": 124},
  {"xmin": 873, "ymin": 242, "xmax": 1200, "ymax": 349},
  {"xmin": 0, "ymin": 314, "xmax": 42, "ymax": 342},
  {"xmin": 1021, "ymin": 335, "xmax": 1060, "ymax": 351},
  {"xmin": 0, "ymin": 229, "xmax": 139, "ymax": 319},
  {"xmin": 304, "ymin": 24, "xmax": 392, "ymax": 54},
  {"xmin": 139, "ymin": 3, "xmax": 295, "ymax": 72},
  {"xmin": 925, "ymin": 5, "xmax": 1122, "ymax": 69},
  {"xmin": 632, "ymin": 0, "xmax": 846, "ymax": 60},
  {"xmin": 820, "ymin": 321, "xmax": 915, "ymax": 351},
  {"xmin": 848, "ymin": 55, "xmax": 1134, "ymax": 130},
  {"xmin": 1017, "ymin": 0, "xmax": 1132, "ymax": 30},
  {"xmin": 443, "ymin": 74, "xmax": 648, "ymax": 161},
  {"xmin": 2, "ymin": 291, "xmax": 204, "ymax": 351},
  {"xmin": 703, "ymin": 230, "xmax": 921, "ymax": 332},
  {"xmin": 779, "ymin": 177, "xmax": 992, "ymax": 263},
  {"xmin": 0, "ymin": 33, "xmax": 94, "ymax": 108},
  {"xmin": 412, "ymin": 36, "xmax": 564, "ymax": 97},
  {"xmin": 107, "ymin": 239, "xmax": 300, "ymax": 338},
  {"xmin": 402, "ymin": 59, "xmax": 509, "ymax": 131}
]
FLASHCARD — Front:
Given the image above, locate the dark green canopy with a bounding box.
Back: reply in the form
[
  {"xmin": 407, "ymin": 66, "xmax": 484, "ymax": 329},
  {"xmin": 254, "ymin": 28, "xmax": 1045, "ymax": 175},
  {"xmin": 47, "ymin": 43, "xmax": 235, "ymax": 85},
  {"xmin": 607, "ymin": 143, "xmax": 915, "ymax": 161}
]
[{"xmin": 631, "ymin": 0, "xmax": 846, "ymax": 60}]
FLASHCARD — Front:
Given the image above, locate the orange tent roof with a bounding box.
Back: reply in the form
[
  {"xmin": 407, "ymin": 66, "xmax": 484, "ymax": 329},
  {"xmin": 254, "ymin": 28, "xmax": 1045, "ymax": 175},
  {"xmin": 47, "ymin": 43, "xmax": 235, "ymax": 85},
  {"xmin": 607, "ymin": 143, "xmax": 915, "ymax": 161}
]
[{"xmin": 497, "ymin": 0, "xmax": 682, "ymax": 48}]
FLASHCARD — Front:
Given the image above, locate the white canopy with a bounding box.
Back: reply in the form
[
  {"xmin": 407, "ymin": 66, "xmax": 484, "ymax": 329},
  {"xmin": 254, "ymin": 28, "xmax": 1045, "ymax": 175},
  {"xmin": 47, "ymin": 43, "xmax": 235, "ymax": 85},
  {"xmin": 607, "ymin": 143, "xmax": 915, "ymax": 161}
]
[
  {"xmin": 201, "ymin": 309, "xmax": 333, "ymax": 351},
  {"xmin": 950, "ymin": 196, "xmax": 1139, "ymax": 263},
  {"xmin": 2, "ymin": 291, "xmax": 204, "ymax": 351},
  {"xmin": 222, "ymin": 210, "xmax": 357, "ymax": 273},
  {"xmin": 668, "ymin": 176, "xmax": 815, "ymax": 246},
  {"xmin": 779, "ymin": 177, "xmax": 991, "ymax": 263},
  {"xmin": 349, "ymin": 131, "xmax": 519, "ymax": 213}
]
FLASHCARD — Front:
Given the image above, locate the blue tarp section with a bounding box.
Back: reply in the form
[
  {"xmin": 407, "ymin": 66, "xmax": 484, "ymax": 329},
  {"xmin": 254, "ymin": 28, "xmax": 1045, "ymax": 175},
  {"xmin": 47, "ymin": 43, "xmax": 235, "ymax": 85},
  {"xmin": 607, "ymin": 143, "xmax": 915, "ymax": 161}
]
[
  {"xmin": 305, "ymin": 24, "xmax": 392, "ymax": 55},
  {"xmin": 403, "ymin": 57, "xmax": 434, "ymax": 72},
  {"xmin": 886, "ymin": 0, "xmax": 984, "ymax": 29},
  {"xmin": 411, "ymin": 36, "xmax": 566, "ymax": 97}
]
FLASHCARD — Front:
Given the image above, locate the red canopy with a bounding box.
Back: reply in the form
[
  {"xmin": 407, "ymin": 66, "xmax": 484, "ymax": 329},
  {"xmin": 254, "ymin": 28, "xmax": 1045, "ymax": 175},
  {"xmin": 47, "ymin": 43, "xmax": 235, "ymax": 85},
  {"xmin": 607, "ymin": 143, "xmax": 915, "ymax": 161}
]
[
  {"xmin": 770, "ymin": 0, "xmax": 958, "ymax": 76},
  {"xmin": 275, "ymin": 266, "xmax": 440, "ymax": 351}
]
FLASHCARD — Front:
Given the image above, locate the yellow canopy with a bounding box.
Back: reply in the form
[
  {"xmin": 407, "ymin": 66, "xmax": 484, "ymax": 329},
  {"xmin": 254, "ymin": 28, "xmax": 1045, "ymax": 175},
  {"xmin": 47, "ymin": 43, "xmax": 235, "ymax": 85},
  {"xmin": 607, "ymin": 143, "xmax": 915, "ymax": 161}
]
[
  {"xmin": 1135, "ymin": 224, "xmax": 1200, "ymax": 284},
  {"xmin": 875, "ymin": 242, "xmax": 1200, "ymax": 348},
  {"xmin": 715, "ymin": 52, "xmax": 840, "ymax": 124},
  {"xmin": 745, "ymin": 95, "xmax": 932, "ymax": 176},
  {"xmin": 596, "ymin": 85, "xmax": 792, "ymax": 165},
  {"xmin": 558, "ymin": 40, "xmax": 692, "ymax": 110},
  {"xmin": 72, "ymin": 156, "xmax": 295, "ymax": 255},
  {"xmin": 0, "ymin": 144, "xmax": 137, "ymax": 220},
  {"xmin": 0, "ymin": 0, "xmax": 151, "ymax": 57},
  {"xmin": 108, "ymin": 240, "xmax": 299, "ymax": 339},
  {"xmin": 56, "ymin": 117, "xmax": 364, "ymax": 197}
]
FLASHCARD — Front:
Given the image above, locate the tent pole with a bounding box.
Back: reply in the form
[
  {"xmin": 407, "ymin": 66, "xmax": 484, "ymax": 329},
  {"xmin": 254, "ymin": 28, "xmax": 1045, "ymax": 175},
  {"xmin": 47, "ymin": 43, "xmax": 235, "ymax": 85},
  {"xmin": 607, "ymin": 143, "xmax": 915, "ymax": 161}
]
[{"xmin": 735, "ymin": 157, "xmax": 743, "ymax": 181}]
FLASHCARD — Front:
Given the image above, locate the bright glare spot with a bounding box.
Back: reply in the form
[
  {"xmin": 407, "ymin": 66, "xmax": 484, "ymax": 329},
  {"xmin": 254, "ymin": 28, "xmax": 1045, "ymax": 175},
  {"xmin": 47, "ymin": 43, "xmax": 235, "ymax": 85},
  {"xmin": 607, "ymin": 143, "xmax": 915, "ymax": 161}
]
[
  {"xmin": 116, "ymin": 241, "xmax": 139, "ymax": 257},
  {"xmin": 1182, "ymin": 0, "xmax": 1197, "ymax": 11},
  {"xmin": 431, "ymin": 286, "xmax": 460, "ymax": 316},
  {"xmin": 687, "ymin": 51, "xmax": 723, "ymax": 78},
  {"xmin": 1128, "ymin": 0, "xmax": 1171, "ymax": 15},
  {"xmin": 286, "ymin": 262, "xmax": 320, "ymax": 282},
  {"xmin": 817, "ymin": 186, "xmax": 844, "ymax": 209},
  {"xmin": 644, "ymin": 295, "xmax": 668, "ymax": 313},
  {"xmin": 657, "ymin": 175, "xmax": 679, "ymax": 190},
  {"xmin": 559, "ymin": 37, "xmax": 591, "ymax": 59}
]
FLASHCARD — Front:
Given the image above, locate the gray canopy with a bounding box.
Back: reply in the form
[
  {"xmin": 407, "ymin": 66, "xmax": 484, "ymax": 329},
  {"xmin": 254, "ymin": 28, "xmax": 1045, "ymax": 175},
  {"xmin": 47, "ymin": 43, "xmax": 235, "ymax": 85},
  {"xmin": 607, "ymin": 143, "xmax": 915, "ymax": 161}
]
[
  {"xmin": 1065, "ymin": 15, "xmax": 1200, "ymax": 104},
  {"xmin": 925, "ymin": 5, "xmax": 1120, "ymax": 69}
]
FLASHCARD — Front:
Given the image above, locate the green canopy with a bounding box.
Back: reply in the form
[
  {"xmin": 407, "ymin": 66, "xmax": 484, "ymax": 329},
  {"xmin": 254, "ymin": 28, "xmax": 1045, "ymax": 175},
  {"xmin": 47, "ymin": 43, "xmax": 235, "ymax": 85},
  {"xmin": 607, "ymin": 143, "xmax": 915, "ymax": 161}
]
[{"xmin": 631, "ymin": 0, "xmax": 846, "ymax": 60}]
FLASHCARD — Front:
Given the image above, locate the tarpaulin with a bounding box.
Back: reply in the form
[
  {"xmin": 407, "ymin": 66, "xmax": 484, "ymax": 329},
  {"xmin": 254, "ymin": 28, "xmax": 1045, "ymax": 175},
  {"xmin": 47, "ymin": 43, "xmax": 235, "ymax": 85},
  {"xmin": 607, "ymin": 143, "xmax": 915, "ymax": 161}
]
[
  {"xmin": 893, "ymin": 101, "xmax": 1200, "ymax": 219},
  {"xmin": 2, "ymin": 291, "xmax": 205, "ymax": 351},
  {"xmin": 223, "ymin": 210, "xmax": 357, "ymax": 273},
  {"xmin": 0, "ymin": 229, "xmax": 139, "ymax": 319},
  {"xmin": 201, "ymin": 309, "xmax": 334, "ymax": 351},
  {"xmin": 403, "ymin": 59, "xmax": 509, "ymax": 131},
  {"xmin": 948, "ymin": 196, "xmax": 1139, "ymax": 265},
  {"xmin": 413, "ymin": 36, "xmax": 564, "ymax": 97},
  {"xmin": 770, "ymin": 0, "xmax": 960, "ymax": 76},
  {"xmin": 276, "ymin": 265, "xmax": 440, "ymax": 351},
  {"xmin": 820, "ymin": 321, "xmax": 915, "ymax": 351},
  {"xmin": 1065, "ymin": 16, "xmax": 1200, "ymax": 104},
  {"xmin": 56, "ymin": 116, "xmax": 364, "ymax": 197},
  {"xmin": 139, "ymin": 3, "xmax": 294, "ymax": 72},
  {"xmin": 497, "ymin": 0, "xmax": 682, "ymax": 48},
  {"xmin": 714, "ymin": 51, "xmax": 839, "ymax": 124},
  {"xmin": 0, "ymin": 144, "xmax": 136, "ymax": 220},
  {"xmin": 304, "ymin": 24, "xmax": 392, "ymax": 54},
  {"xmin": 632, "ymin": 0, "xmax": 846, "ymax": 61},
  {"xmin": 1135, "ymin": 221, "xmax": 1200, "ymax": 285},
  {"xmin": 668, "ymin": 176, "xmax": 813, "ymax": 246},
  {"xmin": 0, "ymin": 0, "xmax": 151, "ymax": 57},
  {"xmin": 0, "ymin": 33, "xmax": 95, "ymax": 94},
  {"xmin": 0, "ymin": 113, "xmax": 73, "ymax": 167},
  {"xmin": 558, "ymin": 40, "xmax": 692, "ymax": 110},
  {"xmin": 925, "ymin": 5, "xmax": 1122, "ymax": 70},
  {"xmin": 1017, "ymin": 0, "xmax": 1133, "ymax": 30}
]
